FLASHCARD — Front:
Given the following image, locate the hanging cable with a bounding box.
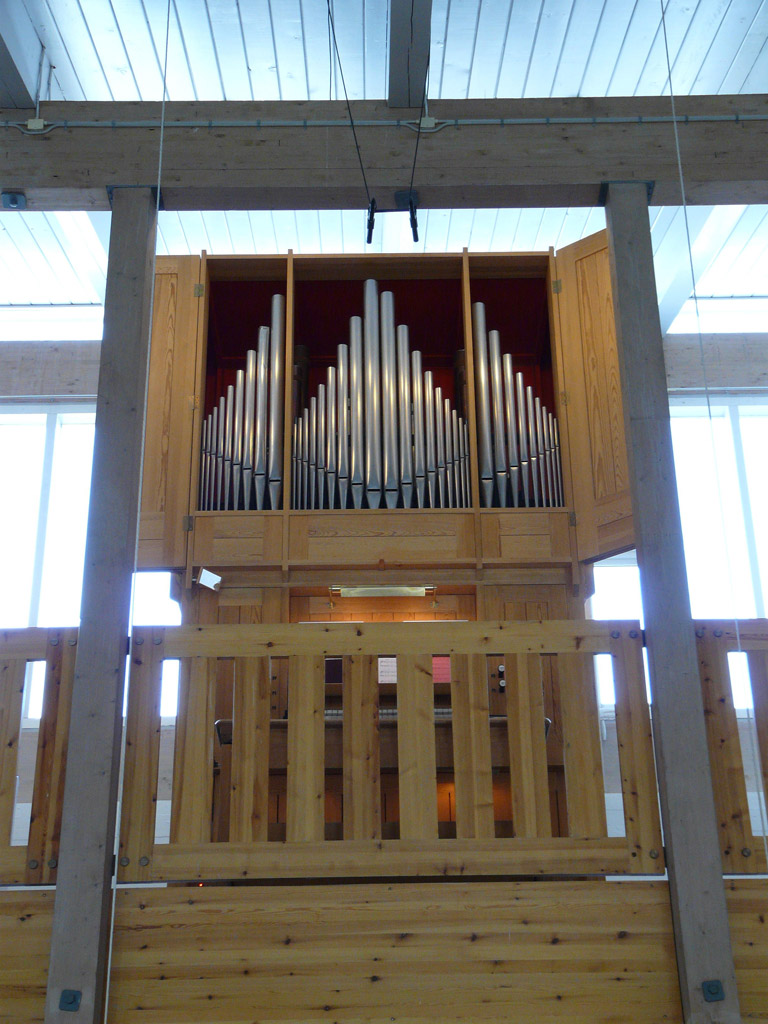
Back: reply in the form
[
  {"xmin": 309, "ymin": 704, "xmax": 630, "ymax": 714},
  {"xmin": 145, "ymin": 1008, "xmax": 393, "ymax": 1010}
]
[
  {"xmin": 406, "ymin": 49, "xmax": 430, "ymax": 244},
  {"xmin": 326, "ymin": 0, "xmax": 375, "ymax": 241},
  {"xmin": 659, "ymin": 0, "xmax": 768, "ymax": 870}
]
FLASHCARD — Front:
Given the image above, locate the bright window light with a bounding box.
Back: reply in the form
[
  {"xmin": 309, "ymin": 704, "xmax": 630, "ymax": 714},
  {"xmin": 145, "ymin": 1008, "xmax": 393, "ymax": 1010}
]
[{"xmin": 667, "ymin": 297, "xmax": 768, "ymax": 334}]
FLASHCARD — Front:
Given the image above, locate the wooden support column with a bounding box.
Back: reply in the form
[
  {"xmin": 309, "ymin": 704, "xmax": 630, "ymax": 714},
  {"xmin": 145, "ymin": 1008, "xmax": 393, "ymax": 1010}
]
[
  {"xmin": 605, "ymin": 182, "xmax": 740, "ymax": 1024},
  {"xmin": 44, "ymin": 188, "xmax": 157, "ymax": 1023}
]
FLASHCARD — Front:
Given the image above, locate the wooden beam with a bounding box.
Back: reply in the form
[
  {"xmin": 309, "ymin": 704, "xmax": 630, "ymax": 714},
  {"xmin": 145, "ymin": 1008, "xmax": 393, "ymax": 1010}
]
[
  {"xmin": 388, "ymin": 0, "xmax": 431, "ymax": 108},
  {"xmin": 605, "ymin": 182, "xmax": 740, "ymax": 1024},
  {"xmin": 664, "ymin": 334, "xmax": 768, "ymax": 392},
  {"xmin": 43, "ymin": 188, "xmax": 156, "ymax": 1023},
  {"xmin": 2, "ymin": 96, "xmax": 768, "ymax": 210},
  {"xmin": 0, "ymin": 341, "xmax": 100, "ymax": 399}
]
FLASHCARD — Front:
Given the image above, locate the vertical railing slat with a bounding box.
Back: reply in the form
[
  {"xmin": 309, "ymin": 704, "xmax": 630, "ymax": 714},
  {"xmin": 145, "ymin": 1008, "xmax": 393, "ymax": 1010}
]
[
  {"xmin": 558, "ymin": 652, "xmax": 607, "ymax": 838},
  {"xmin": 286, "ymin": 655, "xmax": 325, "ymax": 842},
  {"xmin": 230, "ymin": 656, "xmax": 271, "ymax": 843},
  {"xmin": 0, "ymin": 658, "xmax": 26, "ymax": 848},
  {"xmin": 342, "ymin": 654, "xmax": 381, "ymax": 840},
  {"xmin": 397, "ymin": 653, "xmax": 438, "ymax": 840},
  {"xmin": 746, "ymin": 650, "xmax": 768, "ymax": 819},
  {"xmin": 506, "ymin": 653, "xmax": 551, "ymax": 838},
  {"xmin": 450, "ymin": 653, "xmax": 495, "ymax": 839},
  {"xmin": 170, "ymin": 656, "xmax": 216, "ymax": 844},
  {"xmin": 26, "ymin": 628, "xmax": 77, "ymax": 884},
  {"xmin": 698, "ymin": 630, "xmax": 756, "ymax": 872},
  {"xmin": 611, "ymin": 633, "xmax": 663, "ymax": 872},
  {"xmin": 118, "ymin": 628, "xmax": 163, "ymax": 880}
]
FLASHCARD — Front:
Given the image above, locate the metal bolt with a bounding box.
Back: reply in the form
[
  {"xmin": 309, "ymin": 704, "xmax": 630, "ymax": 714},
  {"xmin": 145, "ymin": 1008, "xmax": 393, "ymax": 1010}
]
[
  {"xmin": 28, "ymin": 859, "xmax": 39, "ymax": 869},
  {"xmin": 48, "ymin": 858, "xmax": 57, "ymax": 869},
  {"xmin": 649, "ymin": 849, "xmax": 659, "ymax": 860},
  {"xmin": 610, "ymin": 630, "xmax": 620, "ymax": 639},
  {"xmin": 629, "ymin": 630, "xmax": 639, "ymax": 639},
  {"xmin": 741, "ymin": 847, "xmax": 752, "ymax": 857},
  {"xmin": 67, "ymin": 638, "xmax": 77, "ymax": 646},
  {"xmin": 50, "ymin": 636, "xmax": 59, "ymax": 647},
  {"xmin": 134, "ymin": 636, "xmax": 144, "ymax": 646},
  {"xmin": 119, "ymin": 856, "xmax": 130, "ymax": 867},
  {"xmin": 139, "ymin": 856, "xmax": 150, "ymax": 866},
  {"xmin": 153, "ymin": 636, "xmax": 163, "ymax": 645},
  {"xmin": 713, "ymin": 629, "xmax": 723, "ymax": 638},
  {"xmin": 695, "ymin": 629, "xmax": 705, "ymax": 638}
]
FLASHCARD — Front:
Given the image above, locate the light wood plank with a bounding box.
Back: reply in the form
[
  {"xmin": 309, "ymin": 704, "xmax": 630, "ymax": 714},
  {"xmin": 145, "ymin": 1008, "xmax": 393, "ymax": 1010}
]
[
  {"xmin": 26, "ymin": 630, "xmax": 77, "ymax": 885},
  {"xmin": 450, "ymin": 654, "xmax": 494, "ymax": 839},
  {"xmin": 746, "ymin": 650, "xmax": 768, "ymax": 815},
  {"xmin": 161, "ymin": 618, "xmax": 639, "ymax": 659},
  {"xmin": 146, "ymin": 836, "xmax": 633, "ymax": 881},
  {"xmin": 229, "ymin": 656, "xmax": 271, "ymax": 843},
  {"xmin": 342, "ymin": 655, "xmax": 381, "ymax": 840},
  {"xmin": 286, "ymin": 655, "xmax": 325, "ymax": 842},
  {"xmin": 505, "ymin": 653, "xmax": 551, "ymax": 838},
  {"xmin": 558, "ymin": 653, "xmax": 606, "ymax": 839},
  {"xmin": 610, "ymin": 633, "xmax": 664, "ymax": 873},
  {"xmin": 697, "ymin": 631, "xmax": 756, "ymax": 872},
  {"xmin": 118, "ymin": 629, "xmax": 164, "ymax": 882},
  {"xmin": 397, "ymin": 654, "xmax": 438, "ymax": 840},
  {"xmin": 0, "ymin": 629, "xmax": 49, "ymax": 661},
  {"xmin": 170, "ymin": 657, "xmax": 216, "ymax": 845},
  {"xmin": 0, "ymin": 659, "xmax": 25, "ymax": 849}
]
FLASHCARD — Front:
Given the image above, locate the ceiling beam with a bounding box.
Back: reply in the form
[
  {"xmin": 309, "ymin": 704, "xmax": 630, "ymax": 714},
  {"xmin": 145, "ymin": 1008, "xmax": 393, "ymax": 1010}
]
[
  {"xmin": 388, "ymin": 0, "xmax": 431, "ymax": 108},
  {"xmin": 2, "ymin": 96, "xmax": 768, "ymax": 211},
  {"xmin": 0, "ymin": 4, "xmax": 41, "ymax": 108}
]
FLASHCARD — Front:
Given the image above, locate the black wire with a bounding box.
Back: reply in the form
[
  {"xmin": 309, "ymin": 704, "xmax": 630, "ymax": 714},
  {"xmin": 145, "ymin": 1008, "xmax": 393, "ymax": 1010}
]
[
  {"xmin": 408, "ymin": 55, "xmax": 429, "ymax": 198},
  {"xmin": 326, "ymin": 0, "xmax": 370, "ymax": 204}
]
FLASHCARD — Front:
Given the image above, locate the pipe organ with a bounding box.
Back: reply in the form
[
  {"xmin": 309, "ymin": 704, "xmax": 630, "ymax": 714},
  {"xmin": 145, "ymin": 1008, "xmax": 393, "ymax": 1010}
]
[{"xmin": 139, "ymin": 240, "xmax": 633, "ymax": 582}]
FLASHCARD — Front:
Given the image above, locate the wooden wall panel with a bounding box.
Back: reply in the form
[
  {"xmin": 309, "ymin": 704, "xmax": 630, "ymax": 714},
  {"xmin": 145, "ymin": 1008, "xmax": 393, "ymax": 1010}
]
[
  {"xmin": 0, "ymin": 890, "xmax": 54, "ymax": 1024},
  {"xmin": 0, "ymin": 658, "xmax": 25, "ymax": 847},
  {"xmin": 108, "ymin": 881, "xmax": 683, "ymax": 1024}
]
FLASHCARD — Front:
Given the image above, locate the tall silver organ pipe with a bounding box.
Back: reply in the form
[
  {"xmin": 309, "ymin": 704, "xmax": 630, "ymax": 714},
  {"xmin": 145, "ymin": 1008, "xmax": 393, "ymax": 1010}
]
[
  {"xmin": 380, "ymin": 291, "xmax": 399, "ymax": 509},
  {"xmin": 488, "ymin": 329, "xmax": 507, "ymax": 507},
  {"xmin": 268, "ymin": 294, "xmax": 285, "ymax": 511},
  {"xmin": 242, "ymin": 348, "xmax": 256, "ymax": 510},
  {"xmin": 317, "ymin": 382, "xmax": 327, "ymax": 509},
  {"xmin": 253, "ymin": 326, "xmax": 270, "ymax": 511},
  {"xmin": 516, "ymin": 372, "xmax": 529, "ymax": 508},
  {"xmin": 301, "ymin": 407, "xmax": 309, "ymax": 511},
  {"xmin": 424, "ymin": 370, "xmax": 437, "ymax": 508},
  {"xmin": 435, "ymin": 385, "xmax": 446, "ymax": 507},
  {"xmin": 526, "ymin": 386, "xmax": 539, "ymax": 507},
  {"xmin": 397, "ymin": 326, "xmax": 414, "ymax": 509},
  {"xmin": 308, "ymin": 395, "xmax": 317, "ymax": 511},
  {"xmin": 326, "ymin": 368, "xmax": 337, "ymax": 509},
  {"xmin": 502, "ymin": 354, "xmax": 520, "ymax": 508},
  {"xmin": 337, "ymin": 344, "xmax": 350, "ymax": 510},
  {"xmin": 444, "ymin": 397, "xmax": 454, "ymax": 508},
  {"xmin": 471, "ymin": 302, "xmax": 494, "ymax": 506},
  {"xmin": 411, "ymin": 349, "xmax": 426, "ymax": 508},
  {"xmin": 232, "ymin": 370, "xmax": 244, "ymax": 511},
  {"xmin": 349, "ymin": 318, "xmax": 364, "ymax": 510},
  {"xmin": 364, "ymin": 279, "xmax": 382, "ymax": 509},
  {"xmin": 198, "ymin": 296, "xmax": 285, "ymax": 511},
  {"xmin": 199, "ymin": 418, "xmax": 209, "ymax": 511}
]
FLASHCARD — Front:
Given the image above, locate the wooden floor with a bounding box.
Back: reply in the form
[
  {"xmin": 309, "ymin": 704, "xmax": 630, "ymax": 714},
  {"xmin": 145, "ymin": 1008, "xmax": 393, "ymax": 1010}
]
[{"xmin": 1, "ymin": 879, "xmax": 766, "ymax": 1023}]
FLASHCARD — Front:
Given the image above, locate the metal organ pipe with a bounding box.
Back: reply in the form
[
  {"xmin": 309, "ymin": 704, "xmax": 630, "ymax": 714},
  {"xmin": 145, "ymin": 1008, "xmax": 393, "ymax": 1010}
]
[
  {"xmin": 317, "ymin": 382, "xmax": 326, "ymax": 509},
  {"xmin": 424, "ymin": 372, "xmax": 437, "ymax": 507},
  {"xmin": 268, "ymin": 294, "xmax": 285, "ymax": 511},
  {"xmin": 380, "ymin": 291, "xmax": 399, "ymax": 509},
  {"xmin": 349, "ymin": 317, "xmax": 364, "ymax": 510},
  {"xmin": 326, "ymin": 367, "xmax": 337, "ymax": 509},
  {"xmin": 242, "ymin": 348, "xmax": 256, "ymax": 510},
  {"xmin": 364, "ymin": 279, "xmax": 382, "ymax": 509},
  {"xmin": 216, "ymin": 395, "xmax": 225, "ymax": 511},
  {"xmin": 253, "ymin": 326, "xmax": 269, "ymax": 512},
  {"xmin": 411, "ymin": 349, "xmax": 426, "ymax": 508},
  {"xmin": 435, "ymin": 385, "xmax": 446, "ymax": 508},
  {"xmin": 232, "ymin": 369, "xmax": 244, "ymax": 511},
  {"xmin": 502, "ymin": 354, "xmax": 520, "ymax": 508},
  {"xmin": 471, "ymin": 302, "xmax": 494, "ymax": 506},
  {"xmin": 308, "ymin": 395, "xmax": 317, "ymax": 511},
  {"xmin": 337, "ymin": 344, "xmax": 350, "ymax": 510},
  {"xmin": 444, "ymin": 397, "xmax": 454, "ymax": 507},
  {"xmin": 397, "ymin": 326, "xmax": 414, "ymax": 509},
  {"xmin": 488, "ymin": 329, "xmax": 508, "ymax": 507}
]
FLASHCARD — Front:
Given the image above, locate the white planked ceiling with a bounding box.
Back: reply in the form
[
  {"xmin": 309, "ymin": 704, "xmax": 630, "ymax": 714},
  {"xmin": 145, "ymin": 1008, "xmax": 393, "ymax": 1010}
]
[
  {"xmin": 1, "ymin": 1, "xmax": 768, "ymax": 336},
  {"xmin": 4, "ymin": 0, "xmax": 768, "ymax": 104}
]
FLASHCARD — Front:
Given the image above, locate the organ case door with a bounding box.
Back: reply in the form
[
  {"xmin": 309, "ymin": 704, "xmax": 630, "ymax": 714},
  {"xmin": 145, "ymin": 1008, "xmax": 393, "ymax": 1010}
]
[
  {"xmin": 138, "ymin": 255, "xmax": 203, "ymax": 570},
  {"xmin": 553, "ymin": 231, "xmax": 634, "ymax": 561}
]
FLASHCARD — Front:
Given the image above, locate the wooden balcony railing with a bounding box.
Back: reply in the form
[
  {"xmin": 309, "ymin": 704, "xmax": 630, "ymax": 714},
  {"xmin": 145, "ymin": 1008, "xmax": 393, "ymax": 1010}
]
[{"xmin": 3, "ymin": 620, "xmax": 766, "ymax": 886}]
